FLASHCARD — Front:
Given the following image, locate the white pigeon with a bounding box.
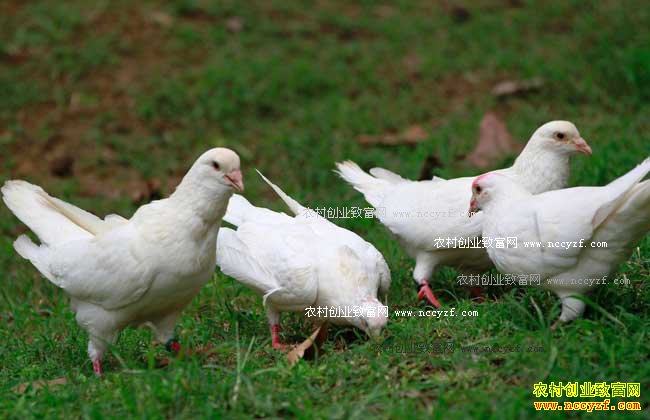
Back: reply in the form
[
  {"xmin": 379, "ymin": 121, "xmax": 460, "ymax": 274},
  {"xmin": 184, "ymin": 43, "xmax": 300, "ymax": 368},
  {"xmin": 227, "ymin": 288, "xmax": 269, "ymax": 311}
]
[
  {"xmin": 470, "ymin": 158, "xmax": 650, "ymax": 327},
  {"xmin": 2, "ymin": 148, "xmax": 244, "ymax": 374},
  {"xmin": 216, "ymin": 171, "xmax": 390, "ymax": 349},
  {"xmin": 336, "ymin": 121, "xmax": 592, "ymax": 307}
]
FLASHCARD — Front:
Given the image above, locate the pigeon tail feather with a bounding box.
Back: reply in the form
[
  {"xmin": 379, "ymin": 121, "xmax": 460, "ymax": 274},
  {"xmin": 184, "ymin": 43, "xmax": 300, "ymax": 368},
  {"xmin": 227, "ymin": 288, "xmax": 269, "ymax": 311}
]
[
  {"xmin": 605, "ymin": 157, "xmax": 650, "ymax": 191},
  {"xmin": 369, "ymin": 167, "xmax": 406, "ymax": 184},
  {"xmin": 2, "ymin": 180, "xmax": 96, "ymax": 246},
  {"xmin": 13, "ymin": 235, "xmax": 57, "ymax": 283},
  {"xmin": 593, "ymin": 157, "xmax": 650, "ymax": 228},
  {"xmin": 335, "ymin": 161, "xmax": 391, "ymax": 208},
  {"xmin": 256, "ymin": 170, "xmax": 305, "ymax": 216},
  {"xmin": 598, "ymin": 179, "xmax": 650, "ymax": 241}
]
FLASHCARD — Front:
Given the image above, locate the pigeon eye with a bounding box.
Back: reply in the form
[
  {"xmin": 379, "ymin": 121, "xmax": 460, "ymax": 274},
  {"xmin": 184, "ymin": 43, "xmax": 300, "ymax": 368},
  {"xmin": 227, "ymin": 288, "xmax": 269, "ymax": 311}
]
[
  {"xmin": 556, "ymin": 132, "xmax": 565, "ymax": 140},
  {"xmin": 212, "ymin": 161, "xmax": 220, "ymax": 171},
  {"xmin": 475, "ymin": 186, "xmax": 482, "ymax": 193}
]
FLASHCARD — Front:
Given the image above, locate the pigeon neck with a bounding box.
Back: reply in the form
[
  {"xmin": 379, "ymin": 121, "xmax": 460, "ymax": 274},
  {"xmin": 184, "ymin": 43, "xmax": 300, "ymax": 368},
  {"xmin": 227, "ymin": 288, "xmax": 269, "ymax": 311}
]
[
  {"xmin": 170, "ymin": 177, "xmax": 233, "ymax": 229},
  {"xmin": 482, "ymin": 185, "xmax": 530, "ymax": 215},
  {"xmin": 511, "ymin": 141, "xmax": 570, "ymax": 194}
]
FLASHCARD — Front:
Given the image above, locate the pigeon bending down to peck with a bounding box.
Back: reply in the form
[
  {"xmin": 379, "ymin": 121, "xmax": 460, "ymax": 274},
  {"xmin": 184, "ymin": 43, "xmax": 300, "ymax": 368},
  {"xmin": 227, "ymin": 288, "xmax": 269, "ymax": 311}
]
[
  {"xmin": 336, "ymin": 121, "xmax": 592, "ymax": 308},
  {"xmin": 216, "ymin": 171, "xmax": 390, "ymax": 349},
  {"xmin": 470, "ymin": 158, "xmax": 650, "ymax": 328},
  {"xmin": 2, "ymin": 148, "xmax": 244, "ymax": 374}
]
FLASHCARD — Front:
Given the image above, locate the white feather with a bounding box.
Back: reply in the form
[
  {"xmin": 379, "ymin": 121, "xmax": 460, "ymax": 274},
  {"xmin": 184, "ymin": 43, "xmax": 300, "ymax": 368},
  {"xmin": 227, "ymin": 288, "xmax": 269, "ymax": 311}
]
[
  {"xmin": 480, "ymin": 158, "xmax": 650, "ymax": 323},
  {"xmin": 335, "ymin": 121, "xmax": 589, "ymax": 299},
  {"xmin": 216, "ymin": 173, "xmax": 391, "ymax": 339},
  {"xmin": 2, "ymin": 147, "xmax": 241, "ymax": 370}
]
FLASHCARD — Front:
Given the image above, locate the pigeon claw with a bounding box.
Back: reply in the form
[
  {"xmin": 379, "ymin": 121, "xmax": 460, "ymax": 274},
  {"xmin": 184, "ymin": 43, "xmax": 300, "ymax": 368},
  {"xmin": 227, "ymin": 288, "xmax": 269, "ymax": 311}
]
[
  {"xmin": 165, "ymin": 339, "xmax": 182, "ymax": 355},
  {"xmin": 417, "ymin": 281, "xmax": 442, "ymax": 308},
  {"xmin": 469, "ymin": 286, "xmax": 486, "ymax": 303},
  {"xmin": 270, "ymin": 324, "xmax": 295, "ymax": 351},
  {"xmin": 271, "ymin": 342, "xmax": 293, "ymax": 351},
  {"xmin": 92, "ymin": 359, "xmax": 103, "ymax": 376}
]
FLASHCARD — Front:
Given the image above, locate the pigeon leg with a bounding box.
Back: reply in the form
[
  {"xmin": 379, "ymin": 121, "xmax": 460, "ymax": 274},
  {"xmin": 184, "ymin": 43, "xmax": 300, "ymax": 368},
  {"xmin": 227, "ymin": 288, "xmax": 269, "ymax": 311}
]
[
  {"xmin": 417, "ymin": 279, "xmax": 442, "ymax": 309},
  {"xmin": 551, "ymin": 293, "xmax": 586, "ymax": 330},
  {"xmin": 88, "ymin": 337, "xmax": 108, "ymax": 376},
  {"xmin": 93, "ymin": 359, "xmax": 103, "ymax": 375},
  {"xmin": 267, "ymin": 307, "xmax": 293, "ymax": 350},
  {"xmin": 152, "ymin": 312, "xmax": 182, "ymax": 354},
  {"xmin": 414, "ymin": 254, "xmax": 441, "ymax": 307},
  {"xmin": 270, "ymin": 324, "xmax": 292, "ymax": 350}
]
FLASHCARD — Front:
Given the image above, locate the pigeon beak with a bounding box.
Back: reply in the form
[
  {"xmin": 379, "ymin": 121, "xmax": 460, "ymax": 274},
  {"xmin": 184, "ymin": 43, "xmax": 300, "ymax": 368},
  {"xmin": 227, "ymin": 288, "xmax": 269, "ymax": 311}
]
[
  {"xmin": 573, "ymin": 137, "xmax": 592, "ymax": 156},
  {"xmin": 468, "ymin": 198, "xmax": 479, "ymax": 217},
  {"xmin": 224, "ymin": 169, "xmax": 244, "ymax": 192},
  {"xmin": 368, "ymin": 329, "xmax": 382, "ymax": 340}
]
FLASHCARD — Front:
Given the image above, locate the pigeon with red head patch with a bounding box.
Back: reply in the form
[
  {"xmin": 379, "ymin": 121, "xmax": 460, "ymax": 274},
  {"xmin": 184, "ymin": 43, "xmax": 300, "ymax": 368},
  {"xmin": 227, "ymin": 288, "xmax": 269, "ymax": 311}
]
[
  {"xmin": 470, "ymin": 158, "xmax": 650, "ymax": 327},
  {"xmin": 2, "ymin": 148, "xmax": 243, "ymax": 374},
  {"xmin": 336, "ymin": 121, "xmax": 591, "ymax": 307}
]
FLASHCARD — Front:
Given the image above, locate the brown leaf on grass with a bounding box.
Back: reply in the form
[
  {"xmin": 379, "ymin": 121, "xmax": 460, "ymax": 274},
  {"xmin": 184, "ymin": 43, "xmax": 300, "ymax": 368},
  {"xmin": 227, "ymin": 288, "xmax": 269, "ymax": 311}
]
[
  {"xmin": 50, "ymin": 154, "xmax": 75, "ymax": 177},
  {"xmin": 1, "ymin": 45, "xmax": 30, "ymax": 64},
  {"xmin": 465, "ymin": 112, "xmax": 522, "ymax": 168},
  {"xmin": 157, "ymin": 343, "xmax": 219, "ymax": 368},
  {"xmin": 358, "ymin": 125, "xmax": 428, "ymax": 146},
  {"xmin": 78, "ymin": 172, "xmax": 162, "ymax": 203},
  {"xmin": 492, "ymin": 77, "xmax": 544, "ymax": 97},
  {"xmin": 226, "ymin": 17, "xmax": 243, "ymax": 33},
  {"xmin": 448, "ymin": 5, "xmax": 471, "ymax": 23},
  {"xmin": 13, "ymin": 377, "xmax": 67, "ymax": 394},
  {"xmin": 149, "ymin": 11, "xmax": 174, "ymax": 27},
  {"xmin": 286, "ymin": 324, "xmax": 328, "ymax": 366},
  {"xmin": 402, "ymin": 53, "xmax": 421, "ymax": 77},
  {"xmin": 374, "ymin": 5, "xmax": 396, "ymax": 18},
  {"xmin": 129, "ymin": 178, "xmax": 163, "ymax": 203}
]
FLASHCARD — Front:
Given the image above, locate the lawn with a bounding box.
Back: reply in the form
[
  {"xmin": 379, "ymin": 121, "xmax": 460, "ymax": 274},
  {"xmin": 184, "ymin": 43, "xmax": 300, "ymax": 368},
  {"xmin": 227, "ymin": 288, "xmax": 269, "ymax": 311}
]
[{"xmin": 1, "ymin": 0, "xmax": 649, "ymax": 418}]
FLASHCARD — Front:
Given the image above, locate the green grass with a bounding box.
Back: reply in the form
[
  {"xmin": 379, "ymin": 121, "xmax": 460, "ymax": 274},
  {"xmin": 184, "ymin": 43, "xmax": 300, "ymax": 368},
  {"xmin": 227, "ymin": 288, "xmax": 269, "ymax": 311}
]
[{"xmin": 1, "ymin": 0, "xmax": 649, "ymax": 418}]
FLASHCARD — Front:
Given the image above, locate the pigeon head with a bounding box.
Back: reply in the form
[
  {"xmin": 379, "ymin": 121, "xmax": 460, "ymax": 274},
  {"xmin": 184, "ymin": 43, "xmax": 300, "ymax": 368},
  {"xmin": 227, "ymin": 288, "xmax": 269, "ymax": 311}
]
[
  {"xmin": 190, "ymin": 147, "xmax": 244, "ymax": 193},
  {"xmin": 326, "ymin": 246, "xmax": 388, "ymax": 338},
  {"xmin": 469, "ymin": 173, "xmax": 527, "ymax": 215},
  {"xmin": 529, "ymin": 120, "xmax": 592, "ymax": 156},
  {"xmin": 351, "ymin": 296, "xmax": 388, "ymax": 339}
]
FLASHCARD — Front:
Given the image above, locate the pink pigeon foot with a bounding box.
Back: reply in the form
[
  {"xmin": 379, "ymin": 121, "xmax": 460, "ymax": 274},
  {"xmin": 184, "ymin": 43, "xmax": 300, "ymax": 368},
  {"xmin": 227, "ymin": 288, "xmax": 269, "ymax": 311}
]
[
  {"xmin": 165, "ymin": 339, "xmax": 182, "ymax": 355},
  {"xmin": 271, "ymin": 324, "xmax": 294, "ymax": 350},
  {"xmin": 469, "ymin": 286, "xmax": 486, "ymax": 303},
  {"xmin": 93, "ymin": 359, "xmax": 103, "ymax": 375},
  {"xmin": 417, "ymin": 280, "xmax": 442, "ymax": 308}
]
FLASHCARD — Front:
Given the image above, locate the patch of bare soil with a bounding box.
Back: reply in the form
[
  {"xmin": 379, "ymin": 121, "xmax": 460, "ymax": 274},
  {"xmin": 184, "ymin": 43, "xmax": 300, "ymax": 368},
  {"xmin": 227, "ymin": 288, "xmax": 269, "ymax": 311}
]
[{"xmin": 6, "ymin": 3, "xmax": 182, "ymax": 200}]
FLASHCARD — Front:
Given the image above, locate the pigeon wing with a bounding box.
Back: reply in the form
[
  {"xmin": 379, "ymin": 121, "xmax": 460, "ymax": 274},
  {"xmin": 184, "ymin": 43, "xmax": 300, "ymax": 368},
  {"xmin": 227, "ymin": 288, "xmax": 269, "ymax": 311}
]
[
  {"xmin": 217, "ymin": 224, "xmax": 318, "ymax": 309},
  {"xmin": 44, "ymin": 224, "xmax": 154, "ymax": 309}
]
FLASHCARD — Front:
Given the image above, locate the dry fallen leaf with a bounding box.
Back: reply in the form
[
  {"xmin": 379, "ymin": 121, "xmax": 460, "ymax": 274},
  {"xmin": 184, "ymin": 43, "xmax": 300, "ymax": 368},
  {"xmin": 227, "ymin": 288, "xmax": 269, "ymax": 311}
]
[
  {"xmin": 286, "ymin": 324, "xmax": 328, "ymax": 366},
  {"xmin": 1, "ymin": 42, "xmax": 31, "ymax": 64},
  {"xmin": 13, "ymin": 377, "xmax": 67, "ymax": 394},
  {"xmin": 158, "ymin": 343, "xmax": 219, "ymax": 368},
  {"xmin": 226, "ymin": 17, "xmax": 243, "ymax": 33},
  {"xmin": 374, "ymin": 5, "xmax": 396, "ymax": 18},
  {"xmin": 492, "ymin": 77, "xmax": 544, "ymax": 97},
  {"xmin": 402, "ymin": 53, "xmax": 422, "ymax": 77},
  {"xmin": 358, "ymin": 124, "xmax": 428, "ymax": 146},
  {"xmin": 50, "ymin": 154, "xmax": 75, "ymax": 177},
  {"xmin": 448, "ymin": 5, "xmax": 471, "ymax": 23},
  {"xmin": 465, "ymin": 112, "xmax": 522, "ymax": 168},
  {"xmin": 149, "ymin": 11, "xmax": 174, "ymax": 27}
]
